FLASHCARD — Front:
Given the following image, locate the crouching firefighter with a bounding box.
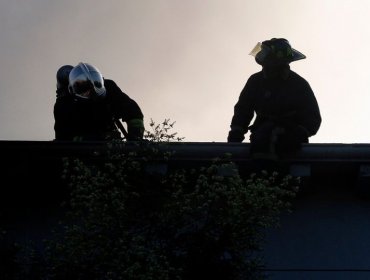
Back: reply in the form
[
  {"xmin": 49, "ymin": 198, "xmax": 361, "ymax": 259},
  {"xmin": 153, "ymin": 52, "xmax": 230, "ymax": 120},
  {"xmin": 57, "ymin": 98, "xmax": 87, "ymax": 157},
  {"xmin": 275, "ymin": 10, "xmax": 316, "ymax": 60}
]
[{"xmin": 54, "ymin": 62, "xmax": 145, "ymax": 141}]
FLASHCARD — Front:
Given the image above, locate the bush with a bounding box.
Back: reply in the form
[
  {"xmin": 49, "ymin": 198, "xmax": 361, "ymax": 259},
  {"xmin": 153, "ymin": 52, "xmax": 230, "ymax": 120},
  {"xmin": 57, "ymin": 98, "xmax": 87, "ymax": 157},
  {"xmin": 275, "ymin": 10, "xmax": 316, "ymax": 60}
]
[{"xmin": 29, "ymin": 120, "xmax": 300, "ymax": 279}]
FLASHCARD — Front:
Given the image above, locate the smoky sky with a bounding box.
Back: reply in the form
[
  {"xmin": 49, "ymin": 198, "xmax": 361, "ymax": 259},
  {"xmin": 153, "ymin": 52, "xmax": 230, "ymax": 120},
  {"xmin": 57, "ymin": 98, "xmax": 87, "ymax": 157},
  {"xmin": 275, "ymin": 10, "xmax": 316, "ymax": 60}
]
[{"xmin": 1, "ymin": 0, "xmax": 370, "ymax": 143}]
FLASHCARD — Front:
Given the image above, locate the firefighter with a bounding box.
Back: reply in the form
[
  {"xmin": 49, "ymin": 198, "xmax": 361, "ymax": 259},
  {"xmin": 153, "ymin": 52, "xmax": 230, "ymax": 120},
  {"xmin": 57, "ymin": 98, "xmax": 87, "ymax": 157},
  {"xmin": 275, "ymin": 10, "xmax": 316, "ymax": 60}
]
[
  {"xmin": 54, "ymin": 62, "xmax": 144, "ymax": 141},
  {"xmin": 54, "ymin": 65, "xmax": 75, "ymax": 140},
  {"xmin": 227, "ymin": 38, "xmax": 321, "ymax": 160}
]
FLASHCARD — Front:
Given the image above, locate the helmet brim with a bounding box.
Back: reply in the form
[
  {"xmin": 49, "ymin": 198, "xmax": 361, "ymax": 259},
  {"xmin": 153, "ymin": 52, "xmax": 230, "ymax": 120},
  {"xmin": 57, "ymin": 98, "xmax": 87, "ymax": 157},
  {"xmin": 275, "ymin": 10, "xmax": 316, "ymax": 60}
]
[
  {"xmin": 249, "ymin": 42, "xmax": 306, "ymax": 64},
  {"xmin": 289, "ymin": 48, "xmax": 306, "ymax": 62}
]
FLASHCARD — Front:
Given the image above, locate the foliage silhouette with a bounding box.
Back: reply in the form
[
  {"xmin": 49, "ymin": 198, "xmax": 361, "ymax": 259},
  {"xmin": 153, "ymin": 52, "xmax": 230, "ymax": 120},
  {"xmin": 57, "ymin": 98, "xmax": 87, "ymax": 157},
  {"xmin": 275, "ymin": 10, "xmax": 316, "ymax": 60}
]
[{"xmin": 3, "ymin": 119, "xmax": 299, "ymax": 280}]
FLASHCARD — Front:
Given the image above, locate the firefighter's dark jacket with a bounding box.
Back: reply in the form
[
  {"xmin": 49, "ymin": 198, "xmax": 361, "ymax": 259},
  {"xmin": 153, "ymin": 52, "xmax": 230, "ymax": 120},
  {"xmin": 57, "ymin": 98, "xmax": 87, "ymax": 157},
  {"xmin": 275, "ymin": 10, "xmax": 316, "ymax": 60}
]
[
  {"xmin": 54, "ymin": 79, "xmax": 144, "ymax": 141},
  {"xmin": 229, "ymin": 69, "xmax": 321, "ymax": 142}
]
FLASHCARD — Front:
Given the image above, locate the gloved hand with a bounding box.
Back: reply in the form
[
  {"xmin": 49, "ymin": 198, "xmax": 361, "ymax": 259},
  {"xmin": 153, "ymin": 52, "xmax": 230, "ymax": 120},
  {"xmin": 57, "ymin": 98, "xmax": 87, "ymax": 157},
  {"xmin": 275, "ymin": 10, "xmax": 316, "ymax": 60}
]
[
  {"xmin": 227, "ymin": 129, "xmax": 245, "ymax": 142},
  {"xmin": 292, "ymin": 125, "xmax": 309, "ymax": 143},
  {"xmin": 126, "ymin": 118, "xmax": 145, "ymax": 141}
]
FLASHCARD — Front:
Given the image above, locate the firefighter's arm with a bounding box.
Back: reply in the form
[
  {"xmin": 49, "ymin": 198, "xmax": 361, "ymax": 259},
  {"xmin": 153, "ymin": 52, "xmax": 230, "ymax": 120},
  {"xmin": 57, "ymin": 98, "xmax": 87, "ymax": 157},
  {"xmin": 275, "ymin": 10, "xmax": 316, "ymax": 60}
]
[
  {"xmin": 300, "ymin": 84, "xmax": 322, "ymax": 137},
  {"xmin": 228, "ymin": 79, "xmax": 256, "ymax": 142}
]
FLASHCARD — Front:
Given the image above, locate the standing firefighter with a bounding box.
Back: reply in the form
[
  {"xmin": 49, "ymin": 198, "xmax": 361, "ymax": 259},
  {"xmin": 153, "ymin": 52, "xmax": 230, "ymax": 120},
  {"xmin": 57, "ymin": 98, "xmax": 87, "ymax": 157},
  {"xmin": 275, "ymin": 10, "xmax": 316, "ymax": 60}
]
[
  {"xmin": 227, "ymin": 38, "xmax": 321, "ymax": 160},
  {"xmin": 53, "ymin": 62, "xmax": 144, "ymax": 141}
]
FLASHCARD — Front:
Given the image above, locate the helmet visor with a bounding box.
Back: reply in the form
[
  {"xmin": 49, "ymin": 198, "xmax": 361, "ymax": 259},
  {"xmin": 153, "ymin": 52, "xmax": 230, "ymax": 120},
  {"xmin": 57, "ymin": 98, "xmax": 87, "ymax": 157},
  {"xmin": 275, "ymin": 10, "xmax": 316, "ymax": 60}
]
[
  {"xmin": 69, "ymin": 63, "xmax": 106, "ymax": 99},
  {"xmin": 249, "ymin": 42, "xmax": 262, "ymax": 57},
  {"xmin": 73, "ymin": 80, "xmax": 94, "ymax": 96}
]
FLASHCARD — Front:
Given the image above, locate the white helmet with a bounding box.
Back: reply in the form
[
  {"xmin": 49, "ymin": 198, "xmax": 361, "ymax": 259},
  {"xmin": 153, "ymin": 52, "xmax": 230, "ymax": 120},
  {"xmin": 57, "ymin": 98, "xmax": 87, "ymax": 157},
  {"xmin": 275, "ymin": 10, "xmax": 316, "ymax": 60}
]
[{"xmin": 68, "ymin": 62, "xmax": 106, "ymax": 99}]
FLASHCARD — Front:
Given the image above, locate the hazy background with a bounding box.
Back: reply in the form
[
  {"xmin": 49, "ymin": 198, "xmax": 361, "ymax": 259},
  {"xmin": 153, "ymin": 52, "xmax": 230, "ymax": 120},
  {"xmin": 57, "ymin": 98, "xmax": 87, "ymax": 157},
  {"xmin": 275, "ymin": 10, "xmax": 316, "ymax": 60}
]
[{"xmin": 0, "ymin": 0, "xmax": 369, "ymax": 143}]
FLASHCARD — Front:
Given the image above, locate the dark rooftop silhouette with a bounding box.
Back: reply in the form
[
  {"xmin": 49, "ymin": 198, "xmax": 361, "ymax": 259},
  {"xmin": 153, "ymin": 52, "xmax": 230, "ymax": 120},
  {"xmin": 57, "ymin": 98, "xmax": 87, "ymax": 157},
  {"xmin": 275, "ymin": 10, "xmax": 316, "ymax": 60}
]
[{"xmin": 2, "ymin": 140, "xmax": 370, "ymax": 279}]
